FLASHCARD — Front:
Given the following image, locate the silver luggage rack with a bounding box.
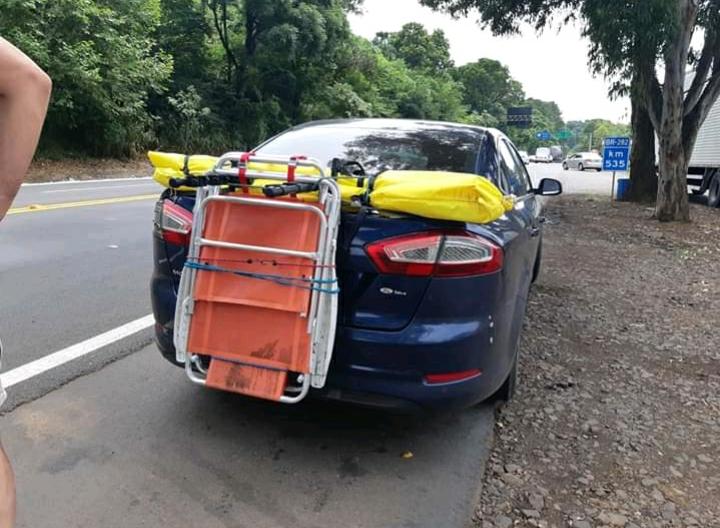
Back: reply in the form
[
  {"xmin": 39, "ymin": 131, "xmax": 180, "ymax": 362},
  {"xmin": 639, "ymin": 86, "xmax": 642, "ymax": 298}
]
[{"xmin": 172, "ymin": 152, "xmax": 342, "ymax": 403}]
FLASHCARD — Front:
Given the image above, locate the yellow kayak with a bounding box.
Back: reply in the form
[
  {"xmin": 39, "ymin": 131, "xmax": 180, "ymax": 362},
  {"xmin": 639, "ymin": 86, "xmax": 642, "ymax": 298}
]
[
  {"xmin": 148, "ymin": 151, "xmax": 513, "ymax": 224},
  {"xmin": 369, "ymin": 171, "xmax": 514, "ymax": 224}
]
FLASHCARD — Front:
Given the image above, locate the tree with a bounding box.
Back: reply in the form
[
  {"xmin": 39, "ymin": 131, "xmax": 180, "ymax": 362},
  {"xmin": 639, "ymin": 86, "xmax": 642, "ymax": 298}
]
[
  {"xmin": 506, "ymin": 98, "xmax": 566, "ymax": 153},
  {"xmin": 581, "ymin": 0, "xmax": 720, "ymax": 218},
  {"xmin": 0, "ymin": 0, "xmax": 173, "ymax": 157},
  {"xmin": 167, "ymin": 86, "xmax": 212, "ymax": 151},
  {"xmin": 579, "ymin": 119, "xmax": 631, "ymax": 151},
  {"xmin": 453, "ymin": 59, "xmax": 525, "ymax": 123},
  {"xmin": 643, "ymin": 1, "xmax": 720, "ymax": 220},
  {"xmin": 370, "ymin": 23, "xmax": 466, "ymax": 120},
  {"xmin": 157, "ymin": 0, "xmax": 209, "ymax": 90},
  {"xmin": 373, "ymin": 22, "xmax": 454, "ymax": 73},
  {"xmin": 1, "ymin": 1, "xmax": 565, "ymax": 159},
  {"xmin": 420, "ymin": 0, "xmax": 720, "ymax": 221},
  {"xmin": 628, "ymin": 83, "xmax": 658, "ymax": 202}
]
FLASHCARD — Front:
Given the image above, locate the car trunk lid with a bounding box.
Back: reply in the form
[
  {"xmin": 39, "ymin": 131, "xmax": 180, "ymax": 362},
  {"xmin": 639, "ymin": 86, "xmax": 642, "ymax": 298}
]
[
  {"xmin": 337, "ymin": 210, "xmax": 459, "ymax": 331},
  {"xmin": 158, "ymin": 195, "xmax": 457, "ymax": 331}
]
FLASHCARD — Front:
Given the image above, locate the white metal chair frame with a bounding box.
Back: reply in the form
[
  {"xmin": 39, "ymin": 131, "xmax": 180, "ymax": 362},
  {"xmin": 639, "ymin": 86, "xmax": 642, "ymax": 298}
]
[{"xmin": 173, "ymin": 152, "xmax": 341, "ymax": 403}]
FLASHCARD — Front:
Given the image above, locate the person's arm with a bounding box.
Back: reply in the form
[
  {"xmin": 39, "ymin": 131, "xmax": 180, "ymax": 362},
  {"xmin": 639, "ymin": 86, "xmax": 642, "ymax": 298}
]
[
  {"xmin": 0, "ymin": 444, "xmax": 14, "ymax": 528},
  {"xmin": 0, "ymin": 38, "xmax": 52, "ymax": 219}
]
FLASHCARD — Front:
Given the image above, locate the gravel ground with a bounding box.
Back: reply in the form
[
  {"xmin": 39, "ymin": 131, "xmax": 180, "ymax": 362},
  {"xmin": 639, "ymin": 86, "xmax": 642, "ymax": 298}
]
[
  {"xmin": 477, "ymin": 197, "xmax": 720, "ymax": 528},
  {"xmin": 26, "ymin": 158, "xmax": 148, "ymax": 182}
]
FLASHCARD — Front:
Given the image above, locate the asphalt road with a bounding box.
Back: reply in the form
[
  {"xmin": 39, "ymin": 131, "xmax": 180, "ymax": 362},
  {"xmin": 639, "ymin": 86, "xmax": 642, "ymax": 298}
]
[
  {"xmin": 0, "ymin": 179, "xmax": 157, "ymax": 409},
  {"xmin": 527, "ymin": 162, "xmax": 618, "ymax": 195},
  {"xmin": 0, "ymin": 164, "xmax": 651, "ymax": 527},
  {"xmin": 3, "ymin": 346, "xmax": 493, "ymax": 528},
  {"xmin": 0, "ymin": 164, "xmax": 667, "ymax": 527},
  {"xmin": 0, "ymin": 176, "xmax": 497, "ymax": 528},
  {"xmin": 528, "ymin": 162, "xmax": 712, "ymax": 204},
  {"xmin": 11, "ymin": 178, "xmax": 158, "ymax": 208}
]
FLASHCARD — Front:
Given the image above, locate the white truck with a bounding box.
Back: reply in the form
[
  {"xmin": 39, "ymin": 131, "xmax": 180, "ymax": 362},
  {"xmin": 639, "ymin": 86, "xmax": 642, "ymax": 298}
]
[
  {"xmin": 533, "ymin": 147, "xmax": 553, "ymax": 163},
  {"xmin": 688, "ymin": 85, "xmax": 720, "ymax": 207}
]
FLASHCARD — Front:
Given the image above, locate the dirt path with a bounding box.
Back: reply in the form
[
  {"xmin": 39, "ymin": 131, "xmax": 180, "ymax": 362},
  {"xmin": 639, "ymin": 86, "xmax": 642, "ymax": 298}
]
[
  {"xmin": 478, "ymin": 197, "xmax": 720, "ymax": 528},
  {"xmin": 26, "ymin": 158, "xmax": 149, "ymax": 183}
]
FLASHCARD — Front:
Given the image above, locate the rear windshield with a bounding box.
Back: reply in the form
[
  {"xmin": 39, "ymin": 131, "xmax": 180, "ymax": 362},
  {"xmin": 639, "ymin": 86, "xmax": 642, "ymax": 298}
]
[{"xmin": 256, "ymin": 125, "xmax": 494, "ymax": 177}]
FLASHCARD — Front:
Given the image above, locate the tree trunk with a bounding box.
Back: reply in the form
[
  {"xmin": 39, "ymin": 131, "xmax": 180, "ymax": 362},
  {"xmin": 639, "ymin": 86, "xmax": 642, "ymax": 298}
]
[
  {"xmin": 656, "ymin": 75, "xmax": 690, "ymax": 221},
  {"xmin": 656, "ymin": 145, "xmax": 690, "ymax": 221},
  {"xmin": 628, "ymin": 95, "xmax": 657, "ymax": 202},
  {"xmin": 654, "ymin": 0, "xmax": 695, "ymax": 222}
]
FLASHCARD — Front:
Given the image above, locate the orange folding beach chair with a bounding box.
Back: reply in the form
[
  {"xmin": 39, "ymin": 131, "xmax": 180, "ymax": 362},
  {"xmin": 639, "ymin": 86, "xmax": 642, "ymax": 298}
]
[{"xmin": 173, "ymin": 153, "xmax": 341, "ymax": 403}]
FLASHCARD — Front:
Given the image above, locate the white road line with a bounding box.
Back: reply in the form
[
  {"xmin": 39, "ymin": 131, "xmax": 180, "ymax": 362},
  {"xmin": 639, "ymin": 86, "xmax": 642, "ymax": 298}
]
[
  {"xmin": 43, "ymin": 183, "xmax": 156, "ymax": 193},
  {"xmin": 22, "ymin": 176, "xmax": 152, "ymax": 187},
  {"xmin": 0, "ymin": 314, "xmax": 154, "ymax": 389}
]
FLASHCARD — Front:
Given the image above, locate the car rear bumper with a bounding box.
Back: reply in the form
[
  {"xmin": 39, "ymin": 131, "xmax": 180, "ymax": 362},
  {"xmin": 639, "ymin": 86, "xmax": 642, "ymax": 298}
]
[
  {"xmin": 152, "ymin": 314, "xmax": 509, "ymax": 410},
  {"xmin": 323, "ymin": 318, "xmax": 510, "ymax": 409}
]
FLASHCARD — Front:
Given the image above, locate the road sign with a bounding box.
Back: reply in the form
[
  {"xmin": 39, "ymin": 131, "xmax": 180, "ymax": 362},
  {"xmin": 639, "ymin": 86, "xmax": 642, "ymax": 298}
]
[
  {"xmin": 507, "ymin": 107, "xmax": 533, "ymax": 128},
  {"xmin": 556, "ymin": 129, "xmax": 572, "ymax": 141},
  {"xmin": 602, "ymin": 136, "xmax": 631, "ymax": 171},
  {"xmin": 535, "ymin": 130, "xmax": 552, "ymax": 141}
]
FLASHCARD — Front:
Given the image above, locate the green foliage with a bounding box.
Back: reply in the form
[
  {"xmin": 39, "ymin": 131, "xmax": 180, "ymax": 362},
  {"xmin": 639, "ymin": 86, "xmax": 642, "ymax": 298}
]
[
  {"xmin": 505, "ymin": 98, "xmax": 566, "ymax": 153},
  {"xmin": 454, "ymin": 59, "xmax": 524, "ymax": 123},
  {"xmin": 566, "ymin": 119, "xmax": 631, "ymax": 152},
  {"xmin": 373, "ymin": 22, "xmax": 454, "ymax": 73},
  {"xmin": 420, "ymin": 0, "xmax": 720, "ymax": 220},
  {"xmin": 156, "ymin": 0, "xmax": 209, "ymax": 90},
  {"xmin": 3, "ymin": 0, "xmax": 624, "ymax": 158},
  {"xmin": 166, "ymin": 86, "xmax": 212, "ymax": 151},
  {"xmin": 0, "ymin": 0, "xmax": 173, "ymax": 157}
]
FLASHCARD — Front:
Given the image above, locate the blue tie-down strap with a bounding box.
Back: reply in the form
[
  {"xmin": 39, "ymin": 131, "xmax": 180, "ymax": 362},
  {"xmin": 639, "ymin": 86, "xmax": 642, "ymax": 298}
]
[{"xmin": 184, "ymin": 260, "xmax": 340, "ymax": 294}]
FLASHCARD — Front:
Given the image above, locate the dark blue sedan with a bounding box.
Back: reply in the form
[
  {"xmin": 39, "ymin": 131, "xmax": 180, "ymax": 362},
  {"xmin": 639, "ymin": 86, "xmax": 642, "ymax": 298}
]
[{"xmin": 151, "ymin": 119, "xmax": 561, "ymax": 410}]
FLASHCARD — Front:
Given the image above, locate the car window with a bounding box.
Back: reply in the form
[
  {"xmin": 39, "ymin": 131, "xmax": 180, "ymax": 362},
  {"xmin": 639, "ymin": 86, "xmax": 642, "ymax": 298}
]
[
  {"xmin": 256, "ymin": 125, "xmax": 496, "ymax": 179},
  {"xmin": 497, "ymin": 139, "xmax": 531, "ymax": 196}
]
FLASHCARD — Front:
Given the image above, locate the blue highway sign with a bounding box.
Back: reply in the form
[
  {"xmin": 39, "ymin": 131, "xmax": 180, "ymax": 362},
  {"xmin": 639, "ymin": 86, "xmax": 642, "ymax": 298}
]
[
  {"xmin": 535, "ymin": 130, "xmax": 552, "ymax": 141},
  {"xmin": 603, "ymin": 136, "xmax": 630, "ymax": 171}
]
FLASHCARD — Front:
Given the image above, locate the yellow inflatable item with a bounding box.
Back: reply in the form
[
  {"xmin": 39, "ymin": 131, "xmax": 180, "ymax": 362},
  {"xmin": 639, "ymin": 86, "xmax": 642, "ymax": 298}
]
[
  {"xmin": 368, "ymin": 171, "xmax": 514, "ymax": 224},
  {"xmin": 148, "ymin": 151, "xmax": 329, "ymax": 193},
  {"xmin": 148, "ymin": 151, "xmax": 361, "ymax": 200},
  {"xmin": 148, "ymin": 151, "xmax": 218, "ymax": 192},
  {"xmin": 148, "ymin": 152, "xmax": 513, "ymax": 224}
]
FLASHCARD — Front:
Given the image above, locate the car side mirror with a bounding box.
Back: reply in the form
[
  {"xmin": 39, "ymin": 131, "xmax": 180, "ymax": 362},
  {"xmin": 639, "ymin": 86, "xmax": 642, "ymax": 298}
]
[{"xmin": 535, "ymin": 178, "xmax": 562, "ymax": 196}]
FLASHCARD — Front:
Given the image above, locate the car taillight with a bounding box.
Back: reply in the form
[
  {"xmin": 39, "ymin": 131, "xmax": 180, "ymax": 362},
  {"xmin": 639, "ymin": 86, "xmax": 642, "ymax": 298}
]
[
  {"xmin": 155, "ymin": 199, "xmax": 193, "ymax": 246},
  {"xmin": 424, "ymin": 369, "xmax": 482, "ymax": 385},
  {"xmin": 365, "ymin": 230, "xmax": 503, "ymax": 277}
]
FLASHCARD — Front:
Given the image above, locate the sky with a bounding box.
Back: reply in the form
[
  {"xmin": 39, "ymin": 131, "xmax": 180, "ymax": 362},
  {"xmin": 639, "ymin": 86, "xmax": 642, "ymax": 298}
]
[{"xmin": 348, "ymin": 0, "xmax": 631, "ymax": 123}]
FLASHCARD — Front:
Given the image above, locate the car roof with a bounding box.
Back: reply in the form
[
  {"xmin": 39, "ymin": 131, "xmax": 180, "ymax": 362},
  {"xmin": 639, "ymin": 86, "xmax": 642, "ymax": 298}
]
[{"xmin": 289, "ymin": 118, "xmax": 502, "ymax": 137}]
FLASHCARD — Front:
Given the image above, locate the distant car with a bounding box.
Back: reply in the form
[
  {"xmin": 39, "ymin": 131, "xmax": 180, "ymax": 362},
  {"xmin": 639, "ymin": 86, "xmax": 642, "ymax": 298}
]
[
  {"xmin": 518, "ymin": 150, "xmax": 530, "ymax": 164},
  {"xmin": 534, "ymin": 147, "xmax": 553, "ymax": 163},
  {"xmin": 563, "ymin": 152, "xmax": 602, "ymax": 171}
]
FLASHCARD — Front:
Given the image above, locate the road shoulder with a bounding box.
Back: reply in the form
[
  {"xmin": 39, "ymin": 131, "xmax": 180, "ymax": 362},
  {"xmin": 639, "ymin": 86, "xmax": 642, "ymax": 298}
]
[
  {"xmin": 27, "ymin": 158, "xmax": 149, "ymax": 183},
  {"xmin": 3, "ymin": 344, "xmax": 494, "ymax": 528},
  {"xmin": 477, "ymin": 197, "xmax": 720, "ymax": 527}
]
